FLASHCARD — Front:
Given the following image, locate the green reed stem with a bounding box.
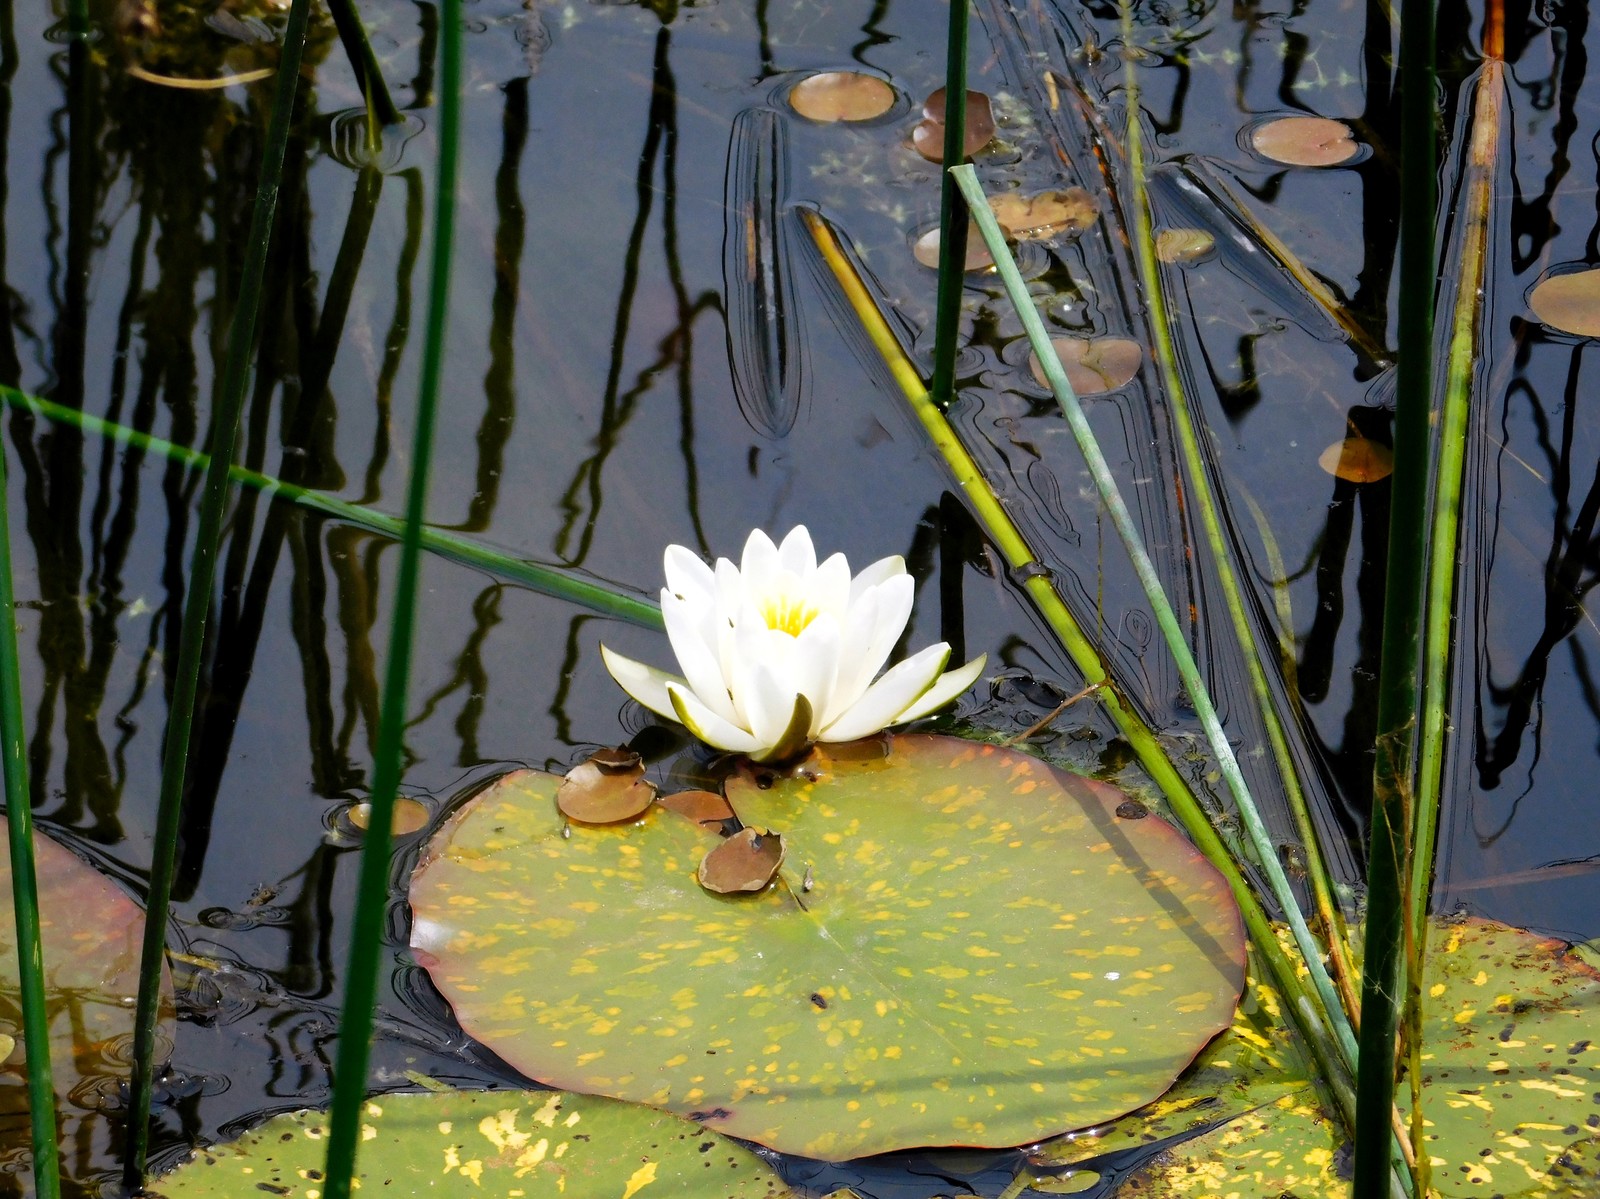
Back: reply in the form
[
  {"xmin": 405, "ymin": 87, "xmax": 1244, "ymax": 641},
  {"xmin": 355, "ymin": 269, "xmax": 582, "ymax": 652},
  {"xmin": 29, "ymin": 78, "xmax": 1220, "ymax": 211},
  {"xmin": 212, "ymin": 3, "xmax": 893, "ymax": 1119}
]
[
  {"xmin": 320, "ymin": 0, "xmax": 456, "ymax": 1187},
  {"xmin": 0, "ymin": 433, "xmax": 60, "ymax": 1199},
  {"xmin": 1355, "ymin": 0, "xmax": 1437, "ymax": 1182},
  {"xmin": 804, "ymin": 206, "xmax": 1358, "ymax": 1129},
  {"xmin": 927, "ymin": 0, "xmax": 970, "ymax": 411},
  {"xmin": 123, "ymin": 0, "xmax": 312, "ymax": 1185},
  {"xmin": 0, "ymin": 388, "xmax": 660, "ymax": 631},
  {"xmin": 323, "ymin": 0, "xmax": 401, "ymax": 129},
  {"xmin": 953, "ymin": 161, "xmax": 1360, "ymax": 1073}
]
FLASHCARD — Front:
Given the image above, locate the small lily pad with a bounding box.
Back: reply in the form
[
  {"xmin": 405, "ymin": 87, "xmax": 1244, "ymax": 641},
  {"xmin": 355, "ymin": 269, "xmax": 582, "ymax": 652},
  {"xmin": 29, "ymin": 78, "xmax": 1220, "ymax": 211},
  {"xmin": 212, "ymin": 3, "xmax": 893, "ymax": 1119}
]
[
  {"xmin": 148, "ymin": 1088, "xmax": 793, "ymax": 1197},
  {"xmin": 1028, "ymin": 336, "xmax": 1144, "ymax": 395},
  {"xmin": 345, "ymin": 797, "xmax": 431, "ymax": 836},
  {"xmin": 1528, "ymin": 267, "xmax": 1600, "ymax": 337},
  {"xmin": 1250, "ymin": 116, "xmax": 1359, "ymax": 166},
  {"xmin": 788, "ymin": 72, "xmax": 895, "ymax": 122},
  {"xmin": 698, "ymin": 827, "xmax": 785, "ymax": 894},
  {"xmin": 1155, "ymin": 228, "xmax": 1216, "ymax": 264},
  {"xmin": 557, "ymin": 750, "xmax": 657, "ymax": 825},
  {"xmin": 912, "ymin": 87, "xmax": 996, "ymax": 162},
  {"xmin": 409, "ymin": 737, "xmax": 1244, "ymax": 1160},
  {"xmin": 1317, "ymin": 437, "xmax": 1393, "ymax": 482},
  {"xmin": 0, "ymin": 827, "xmax": 176, "ymax": 1183},
  {"xmin": 989, "ymin": 189, "xmax": 1098, "ymax": 240},
  {"xmin": 913, "ymin": 224, "xmax": 993, "ymax": 271}
]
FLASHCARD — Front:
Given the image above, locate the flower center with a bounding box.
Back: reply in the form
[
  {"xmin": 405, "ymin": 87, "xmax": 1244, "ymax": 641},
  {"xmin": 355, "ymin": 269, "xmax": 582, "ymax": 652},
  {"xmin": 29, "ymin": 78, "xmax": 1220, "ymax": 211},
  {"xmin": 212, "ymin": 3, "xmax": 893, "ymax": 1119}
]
[{"xmin": 760, "ymin": 594, "xmax": 818, "ymax": 637}]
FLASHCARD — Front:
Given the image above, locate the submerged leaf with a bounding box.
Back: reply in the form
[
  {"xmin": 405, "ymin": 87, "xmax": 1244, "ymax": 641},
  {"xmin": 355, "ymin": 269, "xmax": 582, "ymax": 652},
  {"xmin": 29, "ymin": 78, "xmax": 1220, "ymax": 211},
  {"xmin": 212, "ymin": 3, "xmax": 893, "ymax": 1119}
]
[
  {"xmin": 150, "ymin": 1089, "xmax": 793, "ymax": 1197},
  {"xmin": 1155, "ymin": 228, "xmax": 1216, "ymax": 264},
  {"xmin": 698, "ymin": 827, "xmax": 785, "ymax": 894},
  {"xmin": 1250, "ymin": 116, "xmax": 1359, "ymax": 166},
  {"xmin": 1028, "ymin": 336, "xmax": 1144, "ymax": 395},
  {"xmin": 788, "ymin": 72, "xmax": 895, "ymax": 122},
  {"xmin": 409, "ymin": 738, "xmax": 1244, "ymax": 1159},
  {"xmin": 913, "ymin": 225, "xmax": 993, "ymax": 271},
  {"xmin": 989, "ymin": 189, "xmax": 1098, "ymax": 240}
]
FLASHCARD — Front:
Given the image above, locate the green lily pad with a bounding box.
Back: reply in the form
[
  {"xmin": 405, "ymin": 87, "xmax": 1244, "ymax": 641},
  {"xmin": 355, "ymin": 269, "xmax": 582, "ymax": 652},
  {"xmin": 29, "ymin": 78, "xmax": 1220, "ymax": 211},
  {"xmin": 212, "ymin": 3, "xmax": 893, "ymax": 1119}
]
[
  {"xmin": 147, "ymin": 1088, "xmax": 793, "ymax": 1197},
  {"xmin": 409, "ymin": 735, "xmax": 1245, "ymax": 1159},
  {"xmin": 0, "ymin": 825, "xmax": 176, "ymax": 1181}
]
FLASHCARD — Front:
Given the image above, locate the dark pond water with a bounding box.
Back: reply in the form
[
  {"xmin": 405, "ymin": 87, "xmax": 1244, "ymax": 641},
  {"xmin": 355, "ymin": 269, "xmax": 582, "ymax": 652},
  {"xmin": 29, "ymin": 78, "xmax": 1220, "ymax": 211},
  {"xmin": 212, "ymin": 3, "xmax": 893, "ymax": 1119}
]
[{"xmin": 2, "ymin": 0, "xmax": 1598, "ymax": 1193}]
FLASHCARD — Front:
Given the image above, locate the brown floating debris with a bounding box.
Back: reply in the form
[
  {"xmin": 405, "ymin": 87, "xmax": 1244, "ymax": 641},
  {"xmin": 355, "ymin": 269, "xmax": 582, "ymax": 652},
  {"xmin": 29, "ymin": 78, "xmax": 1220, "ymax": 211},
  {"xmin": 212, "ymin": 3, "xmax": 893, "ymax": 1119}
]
[
  {"xmin": 1155, "ymin": 228, "xmax": 1217, "ymax": 264},
  {"xmin": 1028, "ymin": 336, "xmax": 1144, "ymax": 395},
  {"xmin": 1318, "ymin": 437, "xmax": 1394, "ymax": 483},
  {"xmin": 788, "ymin": 71, "xmax": 895, "ymax": 122},
  {"xmin": 989, "ymin": 188, "xmax": 1098, "ymax": 240},
  {"xmin": 912, "ymin": 87, "xmax": 996, "ymax": 162},
  {"xmin": 697, "ymin": 828, "xmax": 785, "ymax": 894},
  {"xmin": 1250, "ymin": 116, "xmax": 1359, "ymax": 167},
  {"xmin": 1528, "ymin": 267, "xmax": 1600, "ymax": 337},
  {"xmin": 658, "ymin": 789, "xmax": 737, "ymax": 828},
  {"xmin": 558, "ymin": 749, "xmax": 657, "ymax": 824}
]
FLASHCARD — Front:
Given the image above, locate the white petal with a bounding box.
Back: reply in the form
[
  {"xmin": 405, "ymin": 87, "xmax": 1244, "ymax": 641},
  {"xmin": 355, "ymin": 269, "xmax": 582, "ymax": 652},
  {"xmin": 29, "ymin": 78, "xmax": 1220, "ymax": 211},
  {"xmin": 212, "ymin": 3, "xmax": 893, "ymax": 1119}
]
[
  {"xmin": 789, "ymin": 613, "xmax": 841, "ymax": 734},
  {"xmin": 668, "ymin": 684, "xmax": 763, "ymax": 754},
  {"xmin": 777, "ymin": 525, "xmax": 817, "ymax": 576},
  {"xmin": 810, "ymin": 552, "xmax": 852, "ymax": 621},
  {"xmin": 820, "ymin": 643, "xmax": 951, "ymax": 742},
  {"xmin": 743, "ymin": 661, "xmax": 806, "ymax": 750},
  {"xmin": 849, "ymin": 553, "xmax": 906, "ymax": 604},
  {"xmin": 663, "ymin": 544, "xmax": 715, "ymax": 604},
  {"xmin": 827, "ymin": 574, "xmax": 914, "ymax": 721},
  {"xmin": 739, "ymin": 529, "xmax": 781, "ymax": 593},
  {"xmin": 600, "ymin": 645, "xmax": 687, "ymax": 721},
  {"xmin": 662, "ymin": 592, "xmax": 739, "ymax": 725},
  {"xmin": 714, "ymin": 557, "xmax": 744, "ymax": 621},
  {"xmin": 894, "ymin": 653, "xmax": 988, "ymax": 722}
]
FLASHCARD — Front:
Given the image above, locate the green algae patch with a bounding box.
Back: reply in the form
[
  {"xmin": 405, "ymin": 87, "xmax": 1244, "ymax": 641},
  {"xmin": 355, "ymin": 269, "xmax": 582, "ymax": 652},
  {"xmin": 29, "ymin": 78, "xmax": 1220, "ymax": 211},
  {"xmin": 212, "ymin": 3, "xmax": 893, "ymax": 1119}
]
[
  {"xmin": 408, "ymin": 735, "xmax": 1245, "ymax": 1159},
  {"xmin": 147, "ymin": 1089, "xmax": 792, "ymax": 1197}
]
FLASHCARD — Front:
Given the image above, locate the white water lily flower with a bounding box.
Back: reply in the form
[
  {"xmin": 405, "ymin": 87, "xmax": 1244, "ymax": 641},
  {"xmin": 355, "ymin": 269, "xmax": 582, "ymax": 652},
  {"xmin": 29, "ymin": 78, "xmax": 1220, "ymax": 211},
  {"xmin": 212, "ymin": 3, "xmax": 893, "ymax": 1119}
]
[{"xmin": 601, "ymin": 526, "xmax": 987, "ymax": 763}]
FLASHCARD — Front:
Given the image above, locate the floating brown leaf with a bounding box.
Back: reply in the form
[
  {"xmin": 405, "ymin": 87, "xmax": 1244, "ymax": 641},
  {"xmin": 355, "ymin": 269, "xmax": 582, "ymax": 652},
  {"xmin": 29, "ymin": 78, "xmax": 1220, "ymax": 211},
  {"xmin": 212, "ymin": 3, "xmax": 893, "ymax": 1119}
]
[
  {"xmin": 1028, "ymin": 336, "xmax": 1144, "ymax": 395},
  {"xmin": 912, "ymin": 224, "xmax": 993, "ymax": 272},
  {"xmin": 1528, "ymin": 267, "xmax": 1600, "ymax": 337},
  {"xmin": 698, "ymin": 827, "xmax": 785, "ymax": 894},
  {"xmin": 659, "ymin": 788, "xmax": 737, "ymax": 827},
  {"xmin": 1250, "ymin": 116, "xmax": 1359, "ymax": 167},
  {"xmin": 1155, "ymin": 228, "xmax": 1216, "ymax": 263},
  {"xmin": 558, "ymin": 752, "xmax": 657, "ymax": 824},
  {"xmin": 347, "ymin": 797, "xmax": 431, "ymax": 836},
  {"xmin": 912, "ymin": 87, "xmax": 996, "ymax": 162},
  {"xmin": 989, "ymin": 188, "xmax": 1098, "ymax": 240},
  {"xmin": 788, "ymin": 71, "xmax": 895, "ymax": 122},
  {"xmin": 1317, "ymin": 437, "xmax": 1393, "ymax": 482}
]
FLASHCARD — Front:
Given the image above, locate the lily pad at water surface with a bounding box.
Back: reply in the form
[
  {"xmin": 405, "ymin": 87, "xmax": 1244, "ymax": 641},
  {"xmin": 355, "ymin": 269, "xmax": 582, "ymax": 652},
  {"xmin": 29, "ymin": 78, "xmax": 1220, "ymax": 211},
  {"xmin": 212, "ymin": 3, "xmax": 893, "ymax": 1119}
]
[
  {"xmin": 408, "ymin": 735, "xmax": 1245, "ymax": 1160},
  {"xmin": 148, "ymin": 1088, "xmax": 792, "ymax": 1198},
  {"xmin": 0, "ymin": 825, "xmax": 176, "ymax": 1186},
  {"xmin": 1034, "ymin": 919, "xmax": 1600, "ymax": 1198}
]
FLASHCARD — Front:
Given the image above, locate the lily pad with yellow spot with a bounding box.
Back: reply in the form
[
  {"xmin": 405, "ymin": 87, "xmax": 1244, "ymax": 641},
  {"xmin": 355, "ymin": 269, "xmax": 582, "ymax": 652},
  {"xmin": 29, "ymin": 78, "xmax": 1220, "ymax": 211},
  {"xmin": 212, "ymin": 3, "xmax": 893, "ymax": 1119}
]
[
  {"xmin": 409, "ymin": 735, "xmax": 1245, "ymax": 1160},
  {"xmin": 146, "ymin": 1089, "xmax": 792, "ymax": 1197},
  {"xmin": 0, "ymin": 827, "xmax": 176, "ymax": 1186}
]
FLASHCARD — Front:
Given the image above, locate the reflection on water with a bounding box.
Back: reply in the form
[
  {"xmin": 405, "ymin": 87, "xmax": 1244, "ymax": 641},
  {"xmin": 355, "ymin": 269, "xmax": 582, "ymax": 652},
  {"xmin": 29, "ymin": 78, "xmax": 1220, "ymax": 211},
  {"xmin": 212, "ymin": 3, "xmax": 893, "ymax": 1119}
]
[{"xmin": 1, "ymin": 0, "xmax": 1598, "ymax": 1192}]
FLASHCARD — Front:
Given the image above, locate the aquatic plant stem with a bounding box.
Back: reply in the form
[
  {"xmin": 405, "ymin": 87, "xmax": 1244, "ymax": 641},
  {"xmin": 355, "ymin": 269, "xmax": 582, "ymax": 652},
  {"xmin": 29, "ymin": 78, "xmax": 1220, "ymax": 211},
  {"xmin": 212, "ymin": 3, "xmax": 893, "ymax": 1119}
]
[
  {"xmin": 0, "ymin": 439, "xmax": 60, "ymax": 1199},
  {"xmin": 952, "ymin": 163, "xmax": 1359, "ymax": 1075},
  {"xmin": 803, "ymin": 207, "xmax": 1358, "ymax": 1130},
  {"xmin": 928, "ymin": 0, "xmax": 970, "ymax": 411},
  {"xmin": 123, "ymin": 0, "xmax": 313, "ymax": 1185},
  {"xmin": 1356, "ymin": 0, "xmax": 1438, "ymax": 1180},
  {"xmin": 323, "ymin": 0, "xmax": 401, "ymax": 129},
  {"xmin": 0, "ymin": 387, "xmax": 660, "ymax": 630},
  {"xmin": 320, "ymin": 0, "xmax": 456, "ymax": 1187}
]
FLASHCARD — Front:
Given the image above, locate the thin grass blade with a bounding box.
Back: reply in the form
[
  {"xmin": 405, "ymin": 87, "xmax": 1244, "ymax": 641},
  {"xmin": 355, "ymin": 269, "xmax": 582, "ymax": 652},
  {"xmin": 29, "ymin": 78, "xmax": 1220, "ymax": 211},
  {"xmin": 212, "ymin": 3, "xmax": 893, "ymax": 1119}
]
[{"xmin": 927, "ymin": 0, "xmax": 970, "ymax": 411}]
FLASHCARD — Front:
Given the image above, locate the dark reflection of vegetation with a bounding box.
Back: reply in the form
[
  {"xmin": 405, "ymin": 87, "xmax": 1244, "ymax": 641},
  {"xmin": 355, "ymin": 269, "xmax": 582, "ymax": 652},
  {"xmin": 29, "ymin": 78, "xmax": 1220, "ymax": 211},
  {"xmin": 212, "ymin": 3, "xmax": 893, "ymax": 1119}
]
[
  {"xmin": 555, "ymin": 23, "xmax": 713, "ymax": 565},
  {"xmin": 1505, "ymin": 0, "xmax": 1585, "ymax": 271}
]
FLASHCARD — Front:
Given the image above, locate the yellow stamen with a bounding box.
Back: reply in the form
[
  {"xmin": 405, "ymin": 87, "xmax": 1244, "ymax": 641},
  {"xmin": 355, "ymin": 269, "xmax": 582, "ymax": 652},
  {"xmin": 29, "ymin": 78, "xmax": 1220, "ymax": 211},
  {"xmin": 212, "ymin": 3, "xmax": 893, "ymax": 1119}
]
[{"xmin": 761, "ymin": 594, "xmax": 817, "ymax": 636}]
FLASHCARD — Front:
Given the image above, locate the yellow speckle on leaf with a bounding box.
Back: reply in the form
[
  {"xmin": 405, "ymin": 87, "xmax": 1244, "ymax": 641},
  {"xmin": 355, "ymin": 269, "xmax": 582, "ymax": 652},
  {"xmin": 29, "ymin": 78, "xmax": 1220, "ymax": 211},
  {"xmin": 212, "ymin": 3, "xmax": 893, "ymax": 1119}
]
[{"xmin": 621, "ymin": 1162, "xmax": 658, "ymax": 1199}]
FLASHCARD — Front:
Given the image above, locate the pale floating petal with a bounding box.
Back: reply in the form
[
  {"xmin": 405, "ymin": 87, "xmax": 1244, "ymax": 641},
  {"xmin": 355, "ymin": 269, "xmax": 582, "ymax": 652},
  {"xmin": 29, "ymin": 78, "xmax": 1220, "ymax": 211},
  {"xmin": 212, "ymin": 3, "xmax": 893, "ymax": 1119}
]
[
  {"xmin": 600, "ymin": 645, "xmax": 686, "ymax": 721},
  {"xmin": 777, "ymin": 525, "xmax": 817, "ymax": 576},
  {"xmin": 849, "ymin": 553, "xmax": 906, "ymax": 605},
  {"xmin": 789, "ymin": 613, "xmax": 842, "ymax": 732},
  {"xmin": 895, "ymin": 652, "xmax": 987, "ymax": 722},
  {"xmin": 667, "ymin": 684, "xmax": 764, "ymax": 754},
  {"xmin": 662, "ymin": 592, "xmax": 738, "ymax": 726},
  {"xmin": 739, "ymin": 528, "xmax": 781, "ymax": 593},
  {"xmin": 830, "ymin": 573, "xmax": 914, "ymax": 717},
  {"xmin": 811, "ymin": 552, "xmax": 852, "ymax": 621},
  {"xmin": 663, "ymin": 544, "xmax": 716, "ymax": 604},
  {"xmin": 820, "ymin": 642, "xmax": 951, "ymax": 742}
]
